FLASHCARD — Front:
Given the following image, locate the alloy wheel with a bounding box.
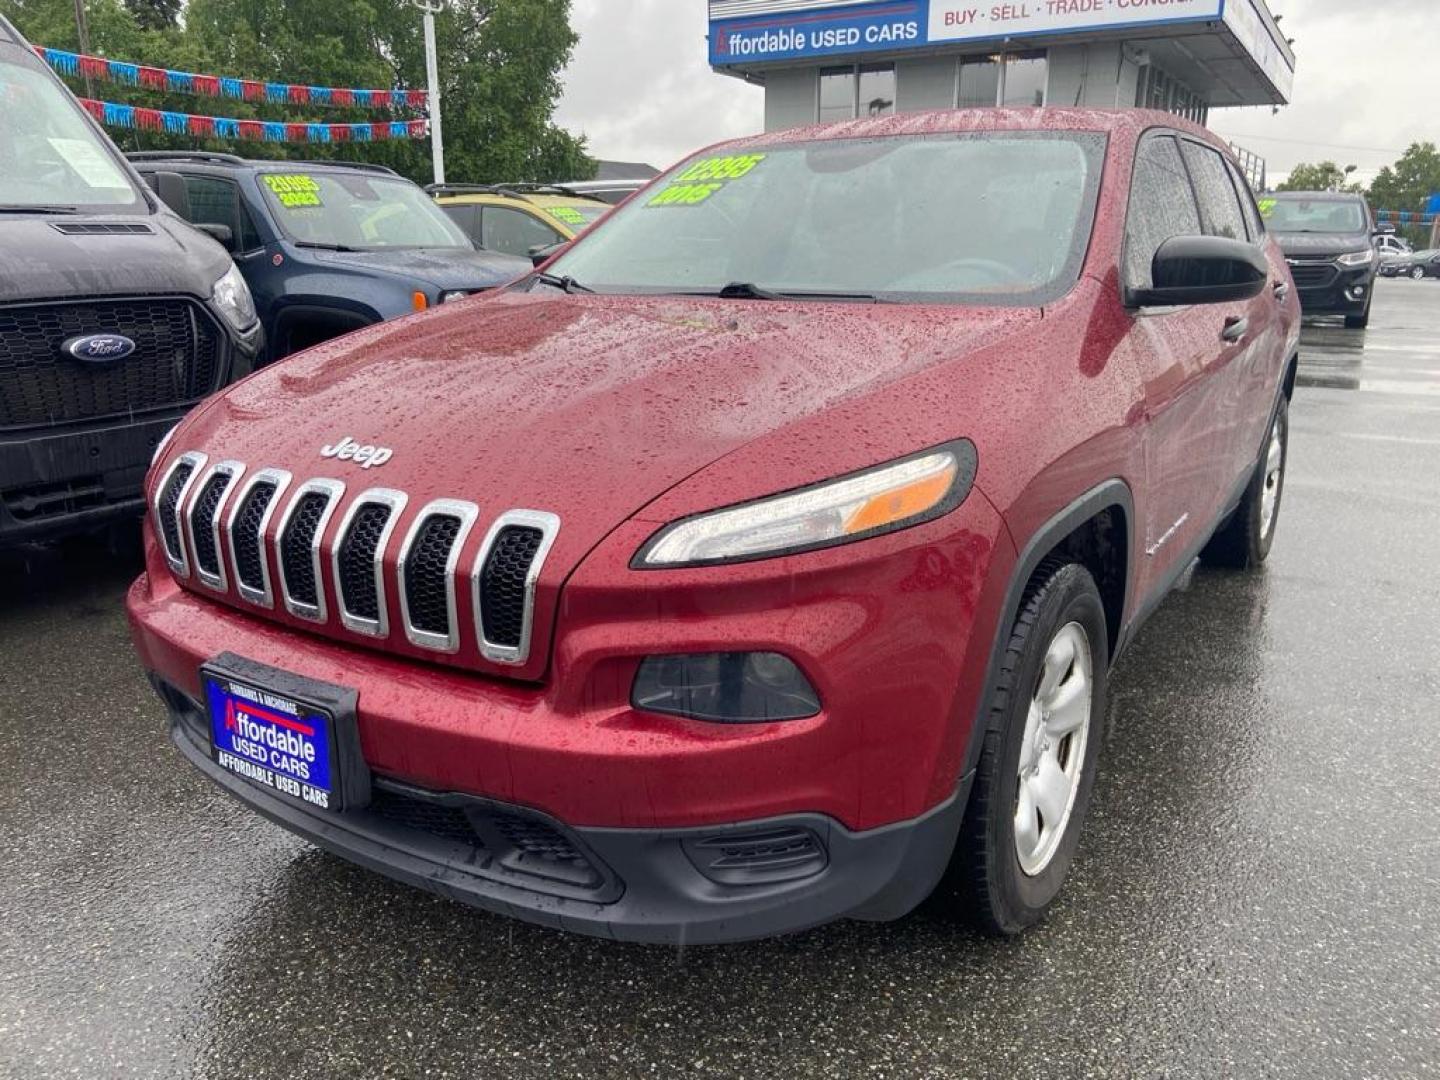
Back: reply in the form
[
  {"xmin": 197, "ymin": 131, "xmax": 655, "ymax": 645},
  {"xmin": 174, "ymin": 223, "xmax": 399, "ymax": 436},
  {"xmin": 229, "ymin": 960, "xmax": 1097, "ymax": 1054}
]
[
  {"xmin": 1260, "ymin": 412, "xmax": 1285, "ymax": 539},
  {"xmin": 1014, "ymin": 622, "xmax": 1093, "ymax": 876}
]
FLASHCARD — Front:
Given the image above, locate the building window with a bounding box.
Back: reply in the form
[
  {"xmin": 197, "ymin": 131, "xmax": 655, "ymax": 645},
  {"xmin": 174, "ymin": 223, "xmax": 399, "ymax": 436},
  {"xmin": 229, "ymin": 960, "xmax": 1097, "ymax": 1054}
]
[
  {"xmin": 859, "ymin": 64, "xmax": 896, "ymax": 117},
  {"xmin": 1000, "ymin": 51, "xmax": 1047, "ymax": 106},
  {"xmin": 956, "ymin": 51, "xmax": 1047, "ymax": 109},
  {"xmin": 817, "ymin": 63, "xmax": 895, "ymax": 122}
]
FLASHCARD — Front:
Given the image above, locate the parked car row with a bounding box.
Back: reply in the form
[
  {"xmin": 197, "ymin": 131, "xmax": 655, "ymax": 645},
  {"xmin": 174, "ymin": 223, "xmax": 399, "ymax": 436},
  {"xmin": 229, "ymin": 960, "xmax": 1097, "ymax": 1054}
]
[{"xmin": 1379, "ymin": 248, "xmax": 1440, "ymax": 279}]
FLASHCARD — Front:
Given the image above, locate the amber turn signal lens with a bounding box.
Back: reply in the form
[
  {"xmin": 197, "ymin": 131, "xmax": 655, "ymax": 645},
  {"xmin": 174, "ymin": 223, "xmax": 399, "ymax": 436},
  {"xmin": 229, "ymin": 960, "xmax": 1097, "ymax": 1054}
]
[
  {"xmin": 843, "ymin": 462, "xmax": 958, "ymax": 535},
  {"xmin": 412, "ymin": 291, "xmax": 428, "ymax": 311}
]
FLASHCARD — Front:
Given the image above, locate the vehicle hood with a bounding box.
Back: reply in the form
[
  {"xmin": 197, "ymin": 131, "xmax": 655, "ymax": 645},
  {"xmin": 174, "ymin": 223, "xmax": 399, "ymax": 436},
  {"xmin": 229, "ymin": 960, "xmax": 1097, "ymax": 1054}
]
[
  {"xmin": 169, "ymin": 290, "xmax": 1035, "ymax": 674},
  {"xmin": 306, "ymin": 246, "xmax": 530, "ymax": 290},
  {"xmin": 1273, "ymin": 230, "xmax": 1373, "ymax": 259},
  {"xmin": 0, "ymin": 212, "xmax": 231, "ymax": 303}
]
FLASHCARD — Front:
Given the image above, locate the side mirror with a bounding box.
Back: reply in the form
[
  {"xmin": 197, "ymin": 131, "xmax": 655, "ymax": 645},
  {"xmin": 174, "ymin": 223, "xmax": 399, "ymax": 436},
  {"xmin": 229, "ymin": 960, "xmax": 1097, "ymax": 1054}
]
[
  {"xmin": 149, "ymin": 171, "xmax": 192, "ymax": 219},
  {"xmin": 529, "ymin": 241, "xmax": 569, "ymax": 267},
  {"xmin": 195, "ymin": 222, "xmax": 234, "ymax": 250},
  {"xmin": 1130, "ymin": 235, "xmax": 1269, "ymax": 308}
]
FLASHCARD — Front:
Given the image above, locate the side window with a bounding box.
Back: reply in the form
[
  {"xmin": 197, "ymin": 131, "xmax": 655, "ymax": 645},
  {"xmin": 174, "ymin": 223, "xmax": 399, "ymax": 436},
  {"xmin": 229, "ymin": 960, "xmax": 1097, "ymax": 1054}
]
[
  {"xmin": 1224, "ymin": 158, "xmax": 1265, "ymax": 241},
  {"xmin": 440, "ymin": 203, "xmax": 480, "ymax": 245},
  {"xmin": 183, "ymin": 175, "xmax": 261, "ymax": 251},
  {"xmin": 1179, "ymin": 141, "xmax": 1248, "ymax": 241},
  {"xmin": 1124, "ymin": 134, "xmax": 1202, "ymax": 292},
  {"xmin": 480, "ymin": 206, "xmax": 563, "ymax": 257}
]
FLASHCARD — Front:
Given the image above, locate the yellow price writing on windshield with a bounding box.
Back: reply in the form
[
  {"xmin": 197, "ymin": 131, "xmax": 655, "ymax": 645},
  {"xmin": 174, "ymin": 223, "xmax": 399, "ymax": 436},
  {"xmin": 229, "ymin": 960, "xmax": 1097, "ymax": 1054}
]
[
  {"xmin": 649, "ymin": 153, "xmax": 767, "ymax": 208},
  {"xmin": 263, "ymin": 174, "xmax": 322, "ymax": 209}
]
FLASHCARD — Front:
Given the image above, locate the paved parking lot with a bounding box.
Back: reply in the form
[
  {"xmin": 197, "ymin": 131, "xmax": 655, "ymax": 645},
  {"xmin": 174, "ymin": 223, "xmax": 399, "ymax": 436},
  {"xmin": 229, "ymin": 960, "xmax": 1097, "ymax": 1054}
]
[{"xmin": 2, "ymin": 279, "xmax": 1437, "ymax": 1080}]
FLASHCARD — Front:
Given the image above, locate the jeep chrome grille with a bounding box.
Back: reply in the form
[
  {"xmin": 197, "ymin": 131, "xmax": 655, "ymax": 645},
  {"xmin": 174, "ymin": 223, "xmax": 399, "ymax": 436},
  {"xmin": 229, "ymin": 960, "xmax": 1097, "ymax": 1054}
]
[
  {"xmin": 185, "ymin": 461, "xmax": 245, "ymax": 591},
  {"xmin": 398, "ymin": 500, "xmax": 478, "ymax": 653},
  {"xmin": 276, "ymin": 479, "xmax": 345, "ymax": 621},
  {"xmin": 227, "ymin": 469, "xmax": 291, "ymax": 608},
  {"xmin": 475, "ymin": 511, "xmax": 560, "ymax": 664},
  {"xmin": 150, "ymin": 460, "xmax": 559, "ymax": 666},
  {"xmin": 154, "ymin": 452, "xmax": 207, "ymax": 576},
  {"xmin": 333, "ymin": 489, "xmax": 407, "ymax": 636}
]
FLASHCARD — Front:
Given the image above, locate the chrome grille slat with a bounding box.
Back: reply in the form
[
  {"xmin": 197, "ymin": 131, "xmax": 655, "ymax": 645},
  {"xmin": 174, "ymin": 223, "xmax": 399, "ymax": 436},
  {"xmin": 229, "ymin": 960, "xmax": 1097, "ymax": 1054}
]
[
  {"xmin": 226, "ymin": 468, "xmax": 292, "ymax": 609},
  {"xmin": 332, "ymin": 488, "xmax": 408, "ymax": 637},
  {"xmin": 152, "ymin": 451, "xmax": 207, "ymax": 577},
  {"xmin": 397, "ymin": 499, "xmax": 478, "ymax": 653},
  {"xmin": 473, "ymin": 510, "xmax": 560, "ymax": 666},
  {"xmin": 184, "ymin": 460, "xmax": 245, "ymax": 592},
  {"xmin": 274, "ymin": 478, "xmax": 345, "ymax": 622}
]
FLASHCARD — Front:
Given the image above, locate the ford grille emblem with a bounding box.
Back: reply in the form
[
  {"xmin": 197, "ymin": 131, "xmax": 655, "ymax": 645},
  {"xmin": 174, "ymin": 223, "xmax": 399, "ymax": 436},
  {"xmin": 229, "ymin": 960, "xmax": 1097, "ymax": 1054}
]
[{"xmin": 62, "ymin": 333, "xmax": 137, "ymax": 363}]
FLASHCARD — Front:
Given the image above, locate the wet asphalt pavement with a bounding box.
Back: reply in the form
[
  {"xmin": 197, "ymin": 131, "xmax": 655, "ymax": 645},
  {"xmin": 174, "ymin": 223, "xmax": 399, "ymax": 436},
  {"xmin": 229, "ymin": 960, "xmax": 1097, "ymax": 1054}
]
[{"xmin": 2, "ymin": 279, "xmax": 1438, "ymax": 1080}]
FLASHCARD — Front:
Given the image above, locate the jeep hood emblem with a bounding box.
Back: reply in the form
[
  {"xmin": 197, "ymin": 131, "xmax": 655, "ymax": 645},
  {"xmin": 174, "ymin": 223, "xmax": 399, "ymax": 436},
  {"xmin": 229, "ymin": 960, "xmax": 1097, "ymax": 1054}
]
[{"xmin": 320, "ymin": 436, "xmax": 393, "ymax": 469}]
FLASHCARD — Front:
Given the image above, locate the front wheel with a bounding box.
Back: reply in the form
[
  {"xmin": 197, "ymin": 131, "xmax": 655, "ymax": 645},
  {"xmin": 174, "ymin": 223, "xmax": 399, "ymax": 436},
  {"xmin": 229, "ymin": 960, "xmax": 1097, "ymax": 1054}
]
[
  {"xmin": 954, "ymin": 562, "xmax": 1109, "ymax": 935},
  {"xmin": 1414, "ymin": 267, "xmax": 1427, "ymax": 281}
]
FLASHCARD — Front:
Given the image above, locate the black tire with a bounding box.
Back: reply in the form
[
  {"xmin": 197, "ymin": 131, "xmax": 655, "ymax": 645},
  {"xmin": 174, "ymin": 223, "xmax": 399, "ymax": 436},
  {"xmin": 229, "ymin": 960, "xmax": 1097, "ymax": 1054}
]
[
  {"xmin": 954, "ymin": 562, "xmax": 1109, "ymax": 935},
  {"xmin": 1201, "ymin": 394, "xmax": 1289, "ymax": 569}
]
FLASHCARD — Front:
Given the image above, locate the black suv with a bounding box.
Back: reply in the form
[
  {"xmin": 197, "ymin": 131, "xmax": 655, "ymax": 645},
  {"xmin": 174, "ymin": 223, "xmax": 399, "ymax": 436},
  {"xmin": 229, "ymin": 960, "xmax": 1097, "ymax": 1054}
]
[
  {"xmin": 0, "ymin": 17, "xmax": 263, "ymax": 547},
  {"xmin": 129, "ymin": 154, "xmax": 530, "ymax": 361},
  {"xmin": 1262, "ymin": 191, "xmax": 1379, "ymax": 328}
]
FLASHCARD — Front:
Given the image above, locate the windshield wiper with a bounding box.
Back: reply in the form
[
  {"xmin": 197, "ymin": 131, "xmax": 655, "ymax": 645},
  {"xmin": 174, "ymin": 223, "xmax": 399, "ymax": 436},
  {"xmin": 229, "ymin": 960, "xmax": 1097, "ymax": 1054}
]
[
  {"xmin": 533, "ymin": 271, "xmax": 595, "ymax": 294},
  {"xmin": 0, "ymin": 204, "xmax": 80, "ymax": 214},
  {"xmin": 292, "ymin": 241, "xmax": 368, "ymax": 252},
  {"xmin": 681, "ymin": 282, "xmax": 882, "ymax": 303}
]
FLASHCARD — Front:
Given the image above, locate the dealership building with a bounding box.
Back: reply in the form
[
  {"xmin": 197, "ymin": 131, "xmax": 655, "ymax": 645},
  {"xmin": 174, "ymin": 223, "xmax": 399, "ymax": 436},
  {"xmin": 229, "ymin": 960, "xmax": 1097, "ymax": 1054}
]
[{"xmin": 708, "ymin": 0, "xmax": 1295, "ymax": 153}]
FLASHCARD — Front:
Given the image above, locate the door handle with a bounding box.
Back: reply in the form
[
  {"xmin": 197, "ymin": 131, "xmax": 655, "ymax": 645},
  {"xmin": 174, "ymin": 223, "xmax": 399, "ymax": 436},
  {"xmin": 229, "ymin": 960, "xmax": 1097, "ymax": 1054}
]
[
  {"xmin": 1273, "ymin": 280, "xmax": 1291, "ymax": 302},
  {"xmin": 1221, "ymin": 315, "xmax": 1249, "ymax": 343}
]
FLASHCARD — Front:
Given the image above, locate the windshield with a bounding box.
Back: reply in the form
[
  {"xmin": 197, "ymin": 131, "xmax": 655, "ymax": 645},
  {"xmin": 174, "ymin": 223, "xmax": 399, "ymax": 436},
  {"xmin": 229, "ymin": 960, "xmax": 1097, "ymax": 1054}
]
[
  {"xmin": 0, "ymin": 56, "xmax": 145, "ymax": 212},
  {"xmin": 1262, "ymin": 197, "xmax": 1368, "ymax": 234},
  {"xmin": 259, "ymin": 172, "xmax": 473, "ymax": 250},
  {"xmin": 545, "ymin": 132, "xmax": 1106, "ymax": 305}
]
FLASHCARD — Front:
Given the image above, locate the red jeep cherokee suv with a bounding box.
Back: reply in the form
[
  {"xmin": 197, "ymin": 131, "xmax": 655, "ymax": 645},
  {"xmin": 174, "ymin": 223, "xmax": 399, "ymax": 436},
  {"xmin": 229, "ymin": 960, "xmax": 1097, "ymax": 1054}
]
[{"xmin": 128, "ymin": 110, "xmax": 1300, "ymax": 944}]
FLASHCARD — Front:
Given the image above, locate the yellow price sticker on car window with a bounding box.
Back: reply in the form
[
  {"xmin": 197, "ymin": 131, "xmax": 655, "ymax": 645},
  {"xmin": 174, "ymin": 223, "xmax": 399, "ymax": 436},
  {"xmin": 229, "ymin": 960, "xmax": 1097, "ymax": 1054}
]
[
  {"xmin": 648, "ymin": 153, "xmax": 766, "ymax": 208},
  {"xmin": 1257, "ymin": 197, "xmax": 1277, "ymax": 217},
  {"xmin": 263, "ymin": 174, "xmax": 323, "ymax": 209}
]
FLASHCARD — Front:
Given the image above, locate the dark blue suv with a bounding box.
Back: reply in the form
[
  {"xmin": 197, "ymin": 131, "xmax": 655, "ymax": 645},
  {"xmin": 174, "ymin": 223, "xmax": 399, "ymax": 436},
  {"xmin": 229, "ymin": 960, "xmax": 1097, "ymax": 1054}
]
[{"xmin": 130, "ymin": 153, "xmax": 530, "ymax": 361}]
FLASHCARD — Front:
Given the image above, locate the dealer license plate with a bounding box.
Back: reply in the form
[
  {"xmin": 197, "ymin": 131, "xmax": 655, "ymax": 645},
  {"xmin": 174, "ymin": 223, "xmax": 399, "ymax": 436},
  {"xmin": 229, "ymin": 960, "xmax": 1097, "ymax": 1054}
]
[{"xmin": 204, "ymin": 671, "xmax": 337, "ymax": 811}]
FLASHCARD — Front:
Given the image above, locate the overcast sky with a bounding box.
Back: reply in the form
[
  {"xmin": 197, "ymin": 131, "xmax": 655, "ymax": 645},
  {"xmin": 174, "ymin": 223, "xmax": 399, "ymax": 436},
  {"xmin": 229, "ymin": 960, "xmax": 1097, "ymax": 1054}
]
[{"xmin": 554, "ymin": 0, "xmax": 1435, "ymax": 185}]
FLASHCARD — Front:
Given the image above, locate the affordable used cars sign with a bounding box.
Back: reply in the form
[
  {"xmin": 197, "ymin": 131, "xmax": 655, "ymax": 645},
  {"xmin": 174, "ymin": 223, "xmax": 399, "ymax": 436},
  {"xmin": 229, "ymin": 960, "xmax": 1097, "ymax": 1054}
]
[
  {"xmin": 709, "ymin": 0, "xmax": 1226, "ymax": 65},
  {"xmin": 709, "ymin": 1, "xmax": 926, "ymax": 64}
]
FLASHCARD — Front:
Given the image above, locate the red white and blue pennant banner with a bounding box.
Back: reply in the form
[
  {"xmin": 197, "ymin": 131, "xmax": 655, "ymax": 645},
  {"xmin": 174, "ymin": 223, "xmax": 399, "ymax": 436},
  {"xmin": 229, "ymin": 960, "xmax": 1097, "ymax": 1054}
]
[
  {"xmin": 39, "ymin": 46, "xmax": 427, "ymax": 111},
  {"xmin": 79, "ymin": 97, "xmax": 429, "ymax": 143}
]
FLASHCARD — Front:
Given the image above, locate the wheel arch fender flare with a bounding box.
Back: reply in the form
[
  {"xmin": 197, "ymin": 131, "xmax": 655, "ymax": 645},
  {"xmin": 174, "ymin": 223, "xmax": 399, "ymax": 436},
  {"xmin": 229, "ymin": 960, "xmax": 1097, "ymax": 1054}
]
[{"xmin": 960, "ymin": 478, "xmax": 1135, "ymax": 781}]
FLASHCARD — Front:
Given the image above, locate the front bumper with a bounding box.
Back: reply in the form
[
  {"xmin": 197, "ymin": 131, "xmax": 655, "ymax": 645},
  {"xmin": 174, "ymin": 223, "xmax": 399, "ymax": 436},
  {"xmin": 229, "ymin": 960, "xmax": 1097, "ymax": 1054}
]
[
  {"xmin": 157, "ymin": 676, "xmax": 970, "ymax": 945},
  {"xmin": 1288, "ymin": 261, "xmax": 1375, "ymax": 316}
]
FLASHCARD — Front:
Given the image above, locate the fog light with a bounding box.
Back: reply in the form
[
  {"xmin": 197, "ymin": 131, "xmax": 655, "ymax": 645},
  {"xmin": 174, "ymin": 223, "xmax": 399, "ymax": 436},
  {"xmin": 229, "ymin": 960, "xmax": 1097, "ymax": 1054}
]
[
  {"xmin": 632, "ymin": 653, "xmax": 821, "ymax": 723},
  {"xmin": 1349, "ymin": 285, "xmax": 1367, "ymax": 300}
]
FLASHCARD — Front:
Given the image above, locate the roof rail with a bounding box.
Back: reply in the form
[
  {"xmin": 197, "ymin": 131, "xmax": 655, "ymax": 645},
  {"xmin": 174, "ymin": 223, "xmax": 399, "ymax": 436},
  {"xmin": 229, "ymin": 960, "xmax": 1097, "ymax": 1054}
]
[
  {"xmin": 285, "ymin": 159, "xmax": 400, "ymax": 176},
  {"xmin": 126, "ymin": 150, "xmax": 249, "ymax": 166},
  {"xmin": 425, "ymin": 182, "xmax": 591, "ymax": 200}
]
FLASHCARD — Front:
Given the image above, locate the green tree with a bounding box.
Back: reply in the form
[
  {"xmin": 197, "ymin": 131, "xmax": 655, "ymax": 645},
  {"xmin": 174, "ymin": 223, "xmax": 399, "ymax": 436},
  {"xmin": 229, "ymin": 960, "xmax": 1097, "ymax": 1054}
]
[
  {"xmin": 1368, "ymin": 142, "xmax": 1440, "ymax": 212},
  {"xmin": 124, "ymin": 0, "xmax": 180, "ymax": 30},
  {"xmin": 1278, "ymin": 161, "xmax": 1362, "ymax": 193},
  {"xmin": 0, "ymin": 0, "xmax": 594, "ymax": 183}
]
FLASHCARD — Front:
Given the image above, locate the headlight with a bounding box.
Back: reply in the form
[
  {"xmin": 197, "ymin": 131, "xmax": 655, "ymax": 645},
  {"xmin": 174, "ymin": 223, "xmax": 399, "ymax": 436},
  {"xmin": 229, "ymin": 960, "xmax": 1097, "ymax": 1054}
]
[
  {"xmin": 1337, "ymin": 249, "xmax": 1375, "ymax": 267},
  {"xmin": 439, "ymin": 290, "xmax": 471, "ymax": 303},
  {"xmin": 635, "ymin": 441, "xmax": 977, "ymax": 568},
  {"xmin": 210, "ymin": 263, "xmax": 257, "ymax": 331}
]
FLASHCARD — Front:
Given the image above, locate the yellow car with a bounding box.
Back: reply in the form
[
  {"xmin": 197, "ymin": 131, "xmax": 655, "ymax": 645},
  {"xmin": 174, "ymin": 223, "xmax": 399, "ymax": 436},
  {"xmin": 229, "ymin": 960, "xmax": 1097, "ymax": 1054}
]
[{"xmin": 427, "ymin": 184, "xmax": 612, "ymax": 259}]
